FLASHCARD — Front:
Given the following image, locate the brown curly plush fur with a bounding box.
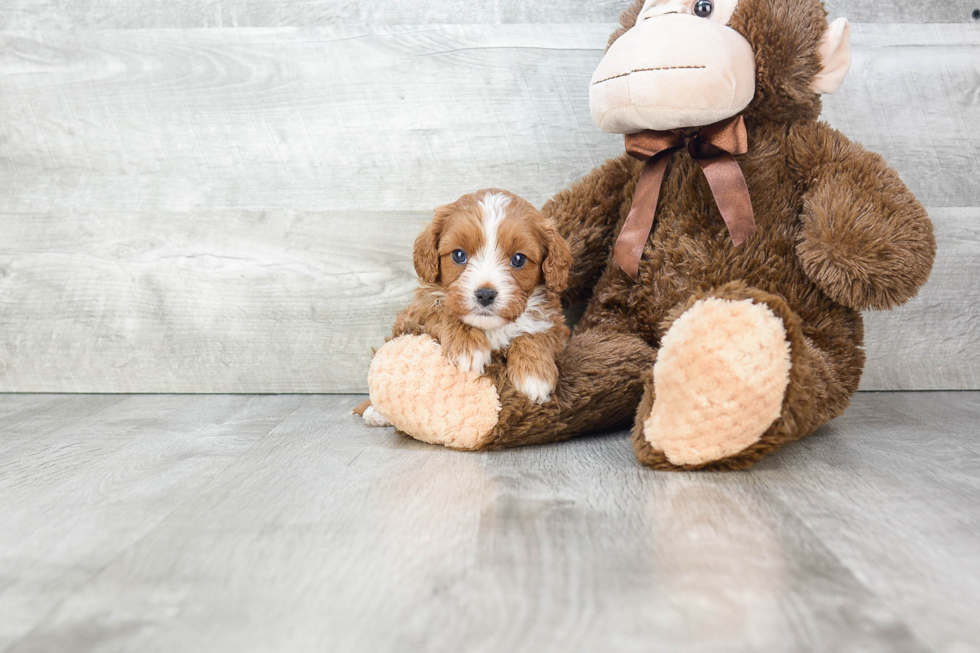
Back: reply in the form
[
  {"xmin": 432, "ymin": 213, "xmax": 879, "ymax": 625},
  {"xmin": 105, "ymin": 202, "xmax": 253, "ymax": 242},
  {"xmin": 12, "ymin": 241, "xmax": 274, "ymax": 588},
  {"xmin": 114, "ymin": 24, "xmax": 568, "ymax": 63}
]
[{"xmin": 461, "ymin": 0, "xmax": 935, "ymax": 470}]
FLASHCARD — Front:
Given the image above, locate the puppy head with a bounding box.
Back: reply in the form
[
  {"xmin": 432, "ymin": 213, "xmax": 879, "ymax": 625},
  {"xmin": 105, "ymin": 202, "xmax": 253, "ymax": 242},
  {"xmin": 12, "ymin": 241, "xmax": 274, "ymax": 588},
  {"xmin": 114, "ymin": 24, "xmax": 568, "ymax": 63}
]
[{"xmin": 414, "ymin": 189, "xmax": 571, "ymax": 331}]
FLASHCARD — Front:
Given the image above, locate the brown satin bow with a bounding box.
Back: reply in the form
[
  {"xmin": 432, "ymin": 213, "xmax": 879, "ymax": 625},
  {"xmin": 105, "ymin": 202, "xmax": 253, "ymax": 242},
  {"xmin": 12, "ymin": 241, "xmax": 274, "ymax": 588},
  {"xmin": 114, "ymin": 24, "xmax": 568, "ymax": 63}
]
[{"xmin": 614, "ymin": 115, "xmax": 756, "ymax": 280}]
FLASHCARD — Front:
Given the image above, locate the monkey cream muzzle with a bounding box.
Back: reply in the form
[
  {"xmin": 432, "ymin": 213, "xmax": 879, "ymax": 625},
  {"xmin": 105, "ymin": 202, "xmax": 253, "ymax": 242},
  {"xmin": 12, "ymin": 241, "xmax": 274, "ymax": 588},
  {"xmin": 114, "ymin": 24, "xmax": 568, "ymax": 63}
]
[{"xmin": 590, "ymin": 14, "xmax": 756, "ymax": 133}]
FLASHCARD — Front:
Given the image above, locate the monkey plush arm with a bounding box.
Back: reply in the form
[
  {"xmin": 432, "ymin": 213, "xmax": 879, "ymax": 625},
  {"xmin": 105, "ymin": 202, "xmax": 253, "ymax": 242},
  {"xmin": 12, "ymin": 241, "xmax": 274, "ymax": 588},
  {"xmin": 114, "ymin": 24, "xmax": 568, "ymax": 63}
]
[
  {"xmin": 542, "ymin": 154, "xmax": 638, "ymax": 305},
  {"xmin": 794, "ymin": 124, "xmax": 936, "ymax": 311}
]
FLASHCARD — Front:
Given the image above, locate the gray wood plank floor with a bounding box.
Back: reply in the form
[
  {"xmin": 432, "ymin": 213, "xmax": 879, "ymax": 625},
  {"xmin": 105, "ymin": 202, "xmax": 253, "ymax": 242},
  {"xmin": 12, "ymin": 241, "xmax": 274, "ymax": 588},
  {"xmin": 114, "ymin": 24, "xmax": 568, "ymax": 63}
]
[{"xmin": 1, "ymin": 393, "xmax": 978, "ymax": 652}]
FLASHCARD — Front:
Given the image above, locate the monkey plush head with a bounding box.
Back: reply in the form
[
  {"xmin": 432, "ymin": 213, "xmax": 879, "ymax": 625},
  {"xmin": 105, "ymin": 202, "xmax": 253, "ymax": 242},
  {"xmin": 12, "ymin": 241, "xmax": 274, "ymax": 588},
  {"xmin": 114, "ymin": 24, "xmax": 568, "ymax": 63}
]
[{"xmin": 590, "ymin": 0, "xmax": 852, "ymax": 132}]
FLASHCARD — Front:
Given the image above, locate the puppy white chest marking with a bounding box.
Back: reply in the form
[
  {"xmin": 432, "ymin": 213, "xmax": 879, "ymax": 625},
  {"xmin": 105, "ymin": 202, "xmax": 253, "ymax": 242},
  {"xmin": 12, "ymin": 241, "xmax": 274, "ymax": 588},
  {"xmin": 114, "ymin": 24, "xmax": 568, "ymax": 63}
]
[{"xmin": 482, "ymin": 287, "xmax": 555, "ymax": 351}]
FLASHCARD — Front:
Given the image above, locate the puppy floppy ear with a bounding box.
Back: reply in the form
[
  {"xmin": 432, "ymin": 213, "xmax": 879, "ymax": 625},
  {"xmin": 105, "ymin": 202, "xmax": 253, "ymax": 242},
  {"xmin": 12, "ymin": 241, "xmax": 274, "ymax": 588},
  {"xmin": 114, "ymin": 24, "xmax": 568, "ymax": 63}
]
[
  {"xmin": 541, "ymin": 222, "xmax": 572, "ymax": 294},
  {"xmin": 413, "ymin": 205, "xmax": 451, "ymax": 283}
]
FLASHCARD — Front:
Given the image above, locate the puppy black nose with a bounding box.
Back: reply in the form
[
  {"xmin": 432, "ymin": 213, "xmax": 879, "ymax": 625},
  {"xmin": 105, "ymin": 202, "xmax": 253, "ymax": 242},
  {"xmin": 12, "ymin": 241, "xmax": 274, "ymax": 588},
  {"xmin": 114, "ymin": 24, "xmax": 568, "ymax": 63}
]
[{"xmin": 475, "ymin": 288, "xmax": 498, "ymax": 307}]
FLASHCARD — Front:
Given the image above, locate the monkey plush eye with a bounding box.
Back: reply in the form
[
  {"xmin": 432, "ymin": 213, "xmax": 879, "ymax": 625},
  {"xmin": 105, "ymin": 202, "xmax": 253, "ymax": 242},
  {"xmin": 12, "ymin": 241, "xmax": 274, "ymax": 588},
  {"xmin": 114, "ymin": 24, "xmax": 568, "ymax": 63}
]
[
  {"xmin": 452, "ymin": 249, "xmax": 468, "ymax": 265},
  {"xmin": 510, "ymin": 253, "xmax": 527, "ymax": 269},
  {"xmin": 693, "ymin": 0, "xmax": 713, "ymax": 17}
]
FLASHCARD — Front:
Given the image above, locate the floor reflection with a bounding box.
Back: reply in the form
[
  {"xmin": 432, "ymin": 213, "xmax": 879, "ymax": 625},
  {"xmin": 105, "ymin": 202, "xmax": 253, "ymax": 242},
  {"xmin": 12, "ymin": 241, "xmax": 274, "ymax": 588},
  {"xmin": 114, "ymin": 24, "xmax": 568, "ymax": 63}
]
[{"xmin": 646, "ymin": 476, "xmax": 792, "ymax": 646}]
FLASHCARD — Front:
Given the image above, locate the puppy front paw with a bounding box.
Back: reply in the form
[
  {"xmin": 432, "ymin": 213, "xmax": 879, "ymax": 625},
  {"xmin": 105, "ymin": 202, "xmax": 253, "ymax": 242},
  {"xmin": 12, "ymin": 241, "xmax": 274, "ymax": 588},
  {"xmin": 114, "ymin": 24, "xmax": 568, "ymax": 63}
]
[
  {"xmin": 511, "ymin": 372, "xmax": 556, "ymax": 405},
  {"xmin": 453, "ymin": 347, "xmax": 492, "ymax": 375},
  {"xmin": 508, "ymin": 355, "xmax": 559, "ymax": 405},
  {"xmin": 442, "ymin": 331, "xmax": 492, "ymax": 376}
]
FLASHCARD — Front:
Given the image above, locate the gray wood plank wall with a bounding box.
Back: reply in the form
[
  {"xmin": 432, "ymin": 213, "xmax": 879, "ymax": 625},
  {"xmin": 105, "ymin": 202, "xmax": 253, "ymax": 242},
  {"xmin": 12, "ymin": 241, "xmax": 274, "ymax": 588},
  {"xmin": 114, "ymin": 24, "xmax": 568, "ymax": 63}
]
[
  {"xmin": 2, "ymin": 0, "xmax": 979, "ymax": 27},
  {"xmin": 0, "ymin": 3, "xmax": 978, "ymax": 392}
]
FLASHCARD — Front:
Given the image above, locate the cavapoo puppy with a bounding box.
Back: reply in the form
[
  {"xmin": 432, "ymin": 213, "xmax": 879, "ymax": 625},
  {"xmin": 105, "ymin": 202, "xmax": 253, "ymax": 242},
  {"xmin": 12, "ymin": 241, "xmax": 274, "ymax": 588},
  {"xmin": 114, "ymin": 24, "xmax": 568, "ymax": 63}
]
[{"xmin": 358, "ymin": 189, "xmax": 571, "ymax": 426}]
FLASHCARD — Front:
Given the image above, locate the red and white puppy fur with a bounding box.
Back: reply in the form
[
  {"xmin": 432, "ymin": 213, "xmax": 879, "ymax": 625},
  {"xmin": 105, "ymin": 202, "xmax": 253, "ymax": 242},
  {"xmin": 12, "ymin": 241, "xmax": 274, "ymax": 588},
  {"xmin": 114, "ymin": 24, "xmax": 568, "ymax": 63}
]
[{"xmin": 359, "ymin": 189, "xmax": 571, "ymax": 427}]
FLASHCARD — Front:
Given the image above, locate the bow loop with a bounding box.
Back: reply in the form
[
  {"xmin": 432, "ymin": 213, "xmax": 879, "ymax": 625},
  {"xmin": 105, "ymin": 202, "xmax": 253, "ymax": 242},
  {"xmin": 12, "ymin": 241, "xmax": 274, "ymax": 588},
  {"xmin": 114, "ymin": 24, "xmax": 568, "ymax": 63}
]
[
  {"xmin": 624, "ymin": 130, "xmax": 685, "ymax": 161},
  {"xmin": 614, "ymin": 115, "xmax": 756, "ymax": 280},
  {"xmin": 698, "ymin": 115, "xmax": 750, "ymax": 155}
]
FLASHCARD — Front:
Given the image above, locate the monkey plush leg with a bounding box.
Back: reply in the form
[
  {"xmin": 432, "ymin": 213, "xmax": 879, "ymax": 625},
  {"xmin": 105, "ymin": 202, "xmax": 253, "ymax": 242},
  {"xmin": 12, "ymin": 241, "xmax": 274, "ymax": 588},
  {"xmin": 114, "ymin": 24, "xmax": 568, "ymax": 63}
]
[
  {"xmin": 368, "ymin": 328, "xmax": 654, "ymax": 451},
  {"xmin": 631, "ymin": 282, "xmax": 856, "ymax": 471}
]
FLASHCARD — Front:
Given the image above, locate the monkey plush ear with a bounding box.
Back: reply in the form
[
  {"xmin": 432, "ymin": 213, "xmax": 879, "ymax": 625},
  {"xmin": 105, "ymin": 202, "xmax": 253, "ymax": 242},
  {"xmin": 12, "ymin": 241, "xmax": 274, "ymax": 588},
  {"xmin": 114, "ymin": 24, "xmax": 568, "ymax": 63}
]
[
  {"xmin": 413, "ymin": 207, "xmax": 450, "ymax": 283},
  {"xmin": 812, "ymin": 17, "xmax": 852, "ymax": 95}
]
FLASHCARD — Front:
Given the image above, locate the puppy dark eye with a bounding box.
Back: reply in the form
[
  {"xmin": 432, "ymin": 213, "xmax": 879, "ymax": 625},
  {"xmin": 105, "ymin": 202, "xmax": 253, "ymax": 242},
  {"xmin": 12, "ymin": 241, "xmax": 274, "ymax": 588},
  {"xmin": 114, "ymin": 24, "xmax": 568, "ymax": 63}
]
[
  {"xmin": 510, "ymin": 253, "xmax": 527, "ymax": 269},
  {"xmin": 693, "ymin": 0, "xmax": 713, "ymax": 17},
  {"xmin": 452, "ymin": 249, "xmax": 468, "ymax": 265}
]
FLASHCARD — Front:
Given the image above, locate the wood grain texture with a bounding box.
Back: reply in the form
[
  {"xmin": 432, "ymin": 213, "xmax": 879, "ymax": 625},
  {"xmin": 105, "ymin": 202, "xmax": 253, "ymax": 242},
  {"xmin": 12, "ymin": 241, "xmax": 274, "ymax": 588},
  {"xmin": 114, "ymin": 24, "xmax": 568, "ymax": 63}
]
[
  {"xmin": 0, "ymin": 0, "xmax": 977, "ymax": 28},
  {"xmin": 758, "ymin": 392, "xmax": 980, "ymax": 653},
  {"xmin": 0, "ymin": 22, "xmax": 977, "ymax": 392},
  {"xmin": 0, "ymin": 210, "xmax": 421, "ymax": 393},
  {"xmin": 861, "ymin": 208, "xmax": 980, "ymax": 391},
  {"xmin": 0, "ymin": 394, "xmax": 304, "ymax": 649},
  {"xmin": 1, "ymin": 392, "xmax": 978, "ymax": 652},
  {"xmin": 2, "ymin": 24, "xmax": 977, "ymax": 212},
  {"xmin": 0, "ymin": 207, "xmax": 973, "ymax": 393}
]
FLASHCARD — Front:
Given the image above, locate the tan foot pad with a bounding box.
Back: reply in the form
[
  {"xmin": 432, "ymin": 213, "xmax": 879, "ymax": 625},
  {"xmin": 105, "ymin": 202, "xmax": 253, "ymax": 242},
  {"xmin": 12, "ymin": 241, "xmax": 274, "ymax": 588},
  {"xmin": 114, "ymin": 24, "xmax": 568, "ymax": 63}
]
[
  {"xmin": 644, "ymin": 298, "xmax": 792, "ymax": 466},
  {"xmin": 368, "ymin": 335, "xmax": 501, "ymax": 450}
]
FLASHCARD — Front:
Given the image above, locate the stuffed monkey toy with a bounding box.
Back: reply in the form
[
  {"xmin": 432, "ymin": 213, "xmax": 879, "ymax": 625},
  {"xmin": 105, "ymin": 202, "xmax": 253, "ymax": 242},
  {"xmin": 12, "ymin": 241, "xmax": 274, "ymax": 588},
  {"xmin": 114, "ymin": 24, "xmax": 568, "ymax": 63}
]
[{"xmin": 367, "ymin": 0, "xmax": 936, "ymax": 470}]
